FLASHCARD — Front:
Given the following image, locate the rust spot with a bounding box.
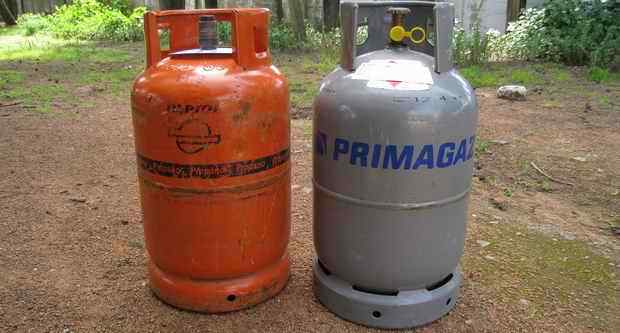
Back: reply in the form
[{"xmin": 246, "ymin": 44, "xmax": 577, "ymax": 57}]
[{"xmin": 232, "ymin": 101, "xmax": 252, "ymax": 123}]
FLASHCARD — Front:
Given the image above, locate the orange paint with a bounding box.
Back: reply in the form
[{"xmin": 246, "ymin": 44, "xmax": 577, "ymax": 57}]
[{"xmin": 131, "ymin": 9, "xmax": 290, "ymax": 313}]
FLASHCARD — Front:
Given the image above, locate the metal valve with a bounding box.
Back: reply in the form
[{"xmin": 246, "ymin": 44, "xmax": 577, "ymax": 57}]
[{"xmin": 340, "ymin": 1, "xmax": 455, "ymax": 73}]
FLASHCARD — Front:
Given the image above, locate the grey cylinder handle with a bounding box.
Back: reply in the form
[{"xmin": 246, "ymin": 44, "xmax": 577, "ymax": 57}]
[{"xmin": 340, "ymin": 0, "xmax": 455, "ymax": 73}]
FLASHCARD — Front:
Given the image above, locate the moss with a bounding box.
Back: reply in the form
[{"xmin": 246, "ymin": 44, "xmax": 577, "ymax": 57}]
[{"xmin": 463, "ymin": 223, "xmax": 618, "ymax": 330}]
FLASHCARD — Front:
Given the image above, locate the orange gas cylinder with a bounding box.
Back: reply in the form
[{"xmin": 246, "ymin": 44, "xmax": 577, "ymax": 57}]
[{"xmin": 130, "ymin": 9, "xmax": 290, "ymax": 313}]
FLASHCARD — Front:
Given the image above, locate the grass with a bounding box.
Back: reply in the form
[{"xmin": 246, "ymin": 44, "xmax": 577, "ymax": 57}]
[
  {"xmin": 464, "ymin": 222, "xmax": 618, "ymax": 329},
  {"xmin": 460, "ymin": 62, "xmax": 620, "ymax": 89},
  {"xmin": 277, "ymin": 51, "xmax": 329, "ymax": 110},
  {"xmin": 459, "ymin": 64, "xmax": 545, "ymax": 88},
  {"xmin": 0, "ymin": 26, "xmax": 141, "ymax": 111}
]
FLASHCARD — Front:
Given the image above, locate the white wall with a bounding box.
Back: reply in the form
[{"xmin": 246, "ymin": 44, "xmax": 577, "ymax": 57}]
[
  {"xmin": 451, "ymin": 0, "xmax": 509, "ymax": 33},
  {"xmin": 526, "ymin": 0, "xmax": 544, "ymax": 8}
]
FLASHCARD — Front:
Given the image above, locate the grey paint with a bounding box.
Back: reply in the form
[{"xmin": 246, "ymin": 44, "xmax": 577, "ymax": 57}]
[
  {"xmin": 314, "ymin": 260, "xmax": 461, "ymax": 329},
  {"xmin": 313, "ymin": 1, "xmax": 478, "ymax": 328},
  {"xmin": 340, "ymin": 0, "xmax": 454, "ymax": 73}
]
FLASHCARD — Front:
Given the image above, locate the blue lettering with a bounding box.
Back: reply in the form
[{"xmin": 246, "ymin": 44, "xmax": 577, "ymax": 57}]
[
  {"xmin": 453, "ymin": 139, "xmax": 468, "ymax": 165},
  {"xmin": 350, "ymin": 142, "xmax": 369, "ymax": 166},
  {"xmin": 383, "ymin": 145, "xmax": 414, "ymax": 170},
  {"xmin": 413, "ymin": 144, "xmax": 434, "ymax": 169},
  {"xmin": 315, "ymin": 131, "xmax": 327, "ymax": 156},
  {"xmin": 333, "ymin": 138, "xmax": 349, "ymax": 160},
  {"xmin": 371, "ymin": 144, "xmax": 382, "ymax": 168},
  {"xmin": 467, "ymin": 135, "xmax": 475, "ymax": 160},
  {"xmin": 437, "ymin": 142, "xmax": 456, "ymax": 168}
]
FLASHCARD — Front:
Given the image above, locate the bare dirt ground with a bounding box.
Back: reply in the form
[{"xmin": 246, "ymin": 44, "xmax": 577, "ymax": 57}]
[{"xmin": 1, "ymin": 47, "xmax": 619, "ymax": 332}]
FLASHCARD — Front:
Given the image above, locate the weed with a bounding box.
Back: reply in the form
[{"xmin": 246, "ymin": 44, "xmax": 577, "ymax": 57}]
[
  {"xmin": 475, "ymin": 139, "xmax": 491, "ymax": 157},
  {"xmin": 539, "ymin": 180, "xmax": 553, "ymax": 193},
  {"xmin": 503, "ymin": 187, "xmax": 513, "ymax": 197},
  {"xmin": 550, "ymin": 67, "xmax": 571, "ymax": 82},
  {"xmin": 588, "ymin": 67, "xmax": 610, "ymax": 84},
  {"xmin": 599, "ymin": 95, "xmax": 610, "ymax": 107}
]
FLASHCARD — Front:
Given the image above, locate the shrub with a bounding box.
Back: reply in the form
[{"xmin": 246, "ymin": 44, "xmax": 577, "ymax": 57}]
[
  {"xmin": 16, "ymin": 13, "xmax": 49, "ymax": 36},
  {"xmin": 46, "ymin": 0, "xmax": 145, "ymax": 42},
  {"xmin": 494, "ymin": 8, "xmax": 549, "ymax": 62},
  {"xmin": 541, "ymin": 0, "xmax": 619, "ymax": 67},
  {"xmin": 588, "ymin": 67, "xmax": 610, "ymax": 83},
  {"xmin": 497, "ymin": 0, "xmax": 619, "ymax": 68},
  {"xmin": 269, "ymin": 22, "xmax": 298, "ymax": 50},
  {"xmin": 454, "ymin": 24, "xmax": 501, "ymax": 66}
]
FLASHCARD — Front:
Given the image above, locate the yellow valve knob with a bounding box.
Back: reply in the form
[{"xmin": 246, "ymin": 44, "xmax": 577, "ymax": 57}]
[
  {"xmin": 409, "ymin": 26, "xmax": 426, "ymax": 44},
  {"xmin": 389, "ymin": 26, "xmax": 407, "ymax": 42},
  {"xmin": 389, "ymin": 26, "xmax": 427, "ymax": 44}
]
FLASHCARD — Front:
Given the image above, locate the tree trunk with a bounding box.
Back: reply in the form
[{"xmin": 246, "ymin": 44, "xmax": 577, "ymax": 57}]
[
  {"xmin": 275, "ymin": 0, "xmax": 284, "ymax": 22},
  {"xmin": 289, "ymin": 0, "xmax": 305, "ymax": 41},
  {"xmin": 303, "ymin": 0, "xmax": 309, "ymax": 20},
  {"xmin": 323, "ymin": 0, "xmax": 339, "ymax": 31},
  {"xmin": 0, "ymin": 0, "xmax": 16, "ymax": 26},
  {"xmin": 205, "ymin": 0, "xmax": 217, "ymax": 8}
]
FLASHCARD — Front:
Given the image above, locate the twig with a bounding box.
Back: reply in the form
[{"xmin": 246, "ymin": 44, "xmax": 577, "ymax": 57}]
[
  {"xmin": 530, "ymin": 162, "xmax": 574, "ymax": 186},
  {"xmin": 0, "ymin": 101, "xmax": 22, "ymax": 108}
]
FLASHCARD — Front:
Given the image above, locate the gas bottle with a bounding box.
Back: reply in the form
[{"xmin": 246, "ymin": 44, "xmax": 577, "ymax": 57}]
[
  {"xmin": 313, "ymin": 1, "xmax": 478, "ymax": 328},
  {"xmin": 131, "ymin": 9, "xmax": 290, "ymax": 313}
]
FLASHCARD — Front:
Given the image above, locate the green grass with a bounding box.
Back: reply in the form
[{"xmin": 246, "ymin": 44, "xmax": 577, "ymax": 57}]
[
  {"xmin": 459, "ymin": 64, "xmax": 545, "ymax": 88},
  {"xmin": 78, "ymin": 66, "xmax": 141, "ymax": 95},
  {"xmin": 276, "ymin": 51, "xmax": 327, "ymax": 110},
  {"xmin": 0, "ymin": 30, "xmax": 141, "ymax": 112},
  {"xmin": 475, "ymin": 138, "xmax": 491, "ymax": 157},
  {"xmin": 1, "ymin": 82, "xmax": 68, "ymax": 113},
  {"xmin": 0, "ymin": 40, "xmax": 133, "ymax": 63},
  {"xmin": 0, "ymin": 70, "xmax": 25, "ymax": 87},
  {"xmin": 550, "ymin": 67, "xmax": 572, "ymax": 82}
]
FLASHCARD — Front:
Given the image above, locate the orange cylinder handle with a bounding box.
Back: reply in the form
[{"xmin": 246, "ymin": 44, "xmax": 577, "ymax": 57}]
[{"xmin": 144, "ymin": 9, "xmax": 272, "ymax": 70}]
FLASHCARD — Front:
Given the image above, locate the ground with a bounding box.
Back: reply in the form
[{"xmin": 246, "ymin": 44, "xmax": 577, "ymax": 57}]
[{"xmin": 0, "ymin": 29, "xmax": 618, "ymax": 332}]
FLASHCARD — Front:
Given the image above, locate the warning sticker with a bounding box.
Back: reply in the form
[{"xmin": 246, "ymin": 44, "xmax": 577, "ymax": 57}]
[{"xmin": 350, "ymin": 59, "xmax": 433, "ymax": 91}]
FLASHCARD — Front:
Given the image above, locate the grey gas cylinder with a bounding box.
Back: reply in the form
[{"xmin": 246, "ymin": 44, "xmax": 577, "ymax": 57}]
[{"xmin": 312, "ymin": 0, "xmax": 478, "ymax": 329}]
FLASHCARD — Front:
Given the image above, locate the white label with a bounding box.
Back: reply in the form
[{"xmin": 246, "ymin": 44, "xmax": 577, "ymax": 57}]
[{"xmin": 350, "ymin": 59, "xmax": 433, "ymax": 91}]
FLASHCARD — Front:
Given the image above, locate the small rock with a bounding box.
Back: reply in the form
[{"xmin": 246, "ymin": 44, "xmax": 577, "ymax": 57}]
[
  {"xmin": 465, "ymin": 319, "xmax": 473, "ymax": 325},
  {"xmin": 302, "ymin": 187, "xmax": 312, "ymax": 194},
  {"xmin": 497, "ymin": 85, "xmax": 527, "ymax": 101},
  {"xmin": 484, "ymin": 255, "xmax": 496, "ymax": 261},
  {"xmin": 490, "ymin": 140, "xmax": 510, "ymax": 145},
  {"xmin": 611, "ymin": 226, "xmax": 620, "ymax": 237},
  {"xmin": 490, "ymin": 197, "xmax": 508, "ymax": 211},
  {"xmin": 519, "ymin": 299, "xmax": 529, "ymax": 307},
  {"xmin": 477, "ymin": 240, "xmax": 491, "ymax": 248},
  {"xmin": 488, "ymin": 220, "xmax": 499, "ymax": 224},
  {"xmin": 291, "ymin": 184, "xmax": 301, "ymax": 190},
  {"xmin": 572, "ymin": 156, "xmax": 587, "ymax": 162}
]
